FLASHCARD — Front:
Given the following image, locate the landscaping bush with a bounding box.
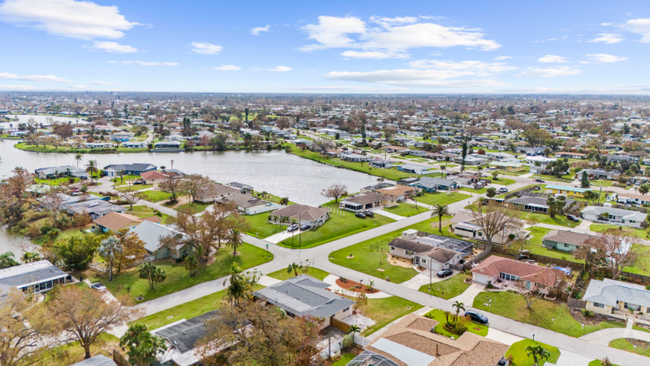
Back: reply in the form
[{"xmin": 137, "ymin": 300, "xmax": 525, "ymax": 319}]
[{"xmin": 582, "ymin": 309, "xmax": 594, "ymax": 318}]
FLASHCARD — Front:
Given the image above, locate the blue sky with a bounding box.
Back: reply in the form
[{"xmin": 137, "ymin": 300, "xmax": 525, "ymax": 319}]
[{"xmin": 1, "ymin": 0, "xmax": 650, "ymax": 93}]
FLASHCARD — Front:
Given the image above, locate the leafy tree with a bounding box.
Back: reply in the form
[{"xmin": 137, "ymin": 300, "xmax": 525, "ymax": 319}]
[
  {"xmin": 223, "ymin": 264, "xmax": 260, "ymax": 308},
  {"xmin": 639, "ymin": 184, "xmax": 649, "ymax": 196},
  {"xmin": 184, "ymin": 254, "xmax": 199, "ymax": 277},
  {"xmin": 0, "ymin": 251, "xmax": 19, "ymax": 269},
  {"xmin": 486, "ymin": 187, "xmax": 497, "ymax": 198},
  {"xmin": 115, "ymin": 229, "xmax": 147, "ymax": 273},
  {"xmin": 227, "ymin": 228, "xmax": 244, "ymax": 256},
  {"xmin": 21, "ymin": 251, "xmax": 41, "ymax": 263},
  {"xmin": 74, "ymin": 153, "xmax": 83, "ymax": 167},
  {"xmin": 139, "ymin": 263, "xmax": 167, "ymax": 290},
  {"xmin": 526, "ymin": 344, "xmax": 551, "ymax": 366},
  {"xmin": 431, "ymin": 204, "xmax": 450, "ymax": 233},
  {"xmin": 119, "ymin": 324, "xmax": 167, "ymax": 366},
  {"xmin": 98, "ymin": 236, "xmax": 122, "ymax": 281},
  {"xmin": 580, "ymin": 171, "xmax": 590, "ymax": 188},
  {"xmin": 54, "ymin": 235, "xmax": 100, "ymax": 271}
]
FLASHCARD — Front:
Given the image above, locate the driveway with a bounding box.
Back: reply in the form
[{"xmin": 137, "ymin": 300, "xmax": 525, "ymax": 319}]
[
  {"xmin": 578, "ymin": 327, "xmax": 650, "ymax": 346},
  {"xmin": 547, "ymin": 350, "xmax": 593, "ymax": 366},
  {"xmin": 449, "ymin": 282, "xmax": 485, "ymax": 305},
  {"xmin": 374, "ymin": 209, "xmax": 407, "ymax": 221},
  {"xmin": 401, "ymin": 270, "xmax": 458, "ymax": 290}
]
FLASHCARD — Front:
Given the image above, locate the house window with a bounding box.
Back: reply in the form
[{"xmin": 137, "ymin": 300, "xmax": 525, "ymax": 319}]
[
  {"xmin": 500, "ymin": 273, "xmax": 519, "ymax": 281},
  {"xmin": 593, "ymin": 303, "xmax": 605, "ymax": 308},
  {"xmin": 421, "ymin": 259, "xmax": 427, "ymax": 263},
  {"xmin": 390, "ymin": 246, "xmax": 396, "ymax": 251},
  {"xmin": 343, "ymin": 307, "xmax": 350, "ymax": 313}
]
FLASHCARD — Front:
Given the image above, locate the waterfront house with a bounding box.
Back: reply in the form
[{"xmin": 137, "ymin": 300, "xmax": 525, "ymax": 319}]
[
  {"xmin": 104, "ymin": 163, "xmax": 157, "ymax": 176},
  {"xmin": 66, "ymin": 200, "xmax": 125, "ymax": 219},
  {"xmin": 270, "ymin": 204, "xmax": 330, "ymax": 226},
  {"xmin": 471, "ymin": 256, "xmax": 562, "ymax": 292},
  {"xmin": 339, "ymin": 192, "xmax": 395, "ymax": 212},
  {"xmin": 340, "ymin": 153, "xmax": 371, "ymax": 162},
  {"xmin": 214, "ymin": 193, "xmax": 282, "ymax": 215},
  {"xmin": 388, "ymin": 230, "xmax": 471, "ymax": 271},
  {"xmin": 369, "ymin": 159, "xmax": 393, "ymax": 168},
  {"xmin": 0, "ymin": 260, "xmax": 73, "ymax": 294},
  {"xmin": 154, "ymin": 141, "xmax": 182, "ymax": 150},
  {"xmin": 84, "ymin": 142, "xmax": 114, "ymax": 149},
  {"xmin": 253, "ymin": 275, "xmax": 355, "ymax": 330},
  {"xmin": 121, "ymin": 141, "xmax": 147, "ymax": 148},
  {"xmin": 410, "ymin": 177, "xmax": 458, "ymax": 192},
  {"xmin": 583, "ymin": 278, "xmax": 650, "ymax": 317},
  {"xmin": 545, "ymin": 184, "xmax": 591, "ymax": 198},
  {"xmin": 397, "ymin": 164, "xmax": 436, "ymax": 175},
  {"xmin": 580, "ymin": 206, "xmax": 647, "ymax": 228},
  {"xmin": 35, "ymin": 165, "xmax": 88, "ymax": 179},
  {"xmin": 376, "ymin": 185, "xmax": 418, "ymax": 202}
]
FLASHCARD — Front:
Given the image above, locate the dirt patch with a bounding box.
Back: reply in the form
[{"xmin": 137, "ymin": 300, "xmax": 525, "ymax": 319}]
[
  {"xmin": 570, "ymin": 308, "xmax": 624, "ymax": 327},
  {"xmin": 336, "ymin": 278, "xmax": 379, "ymax": 294},
  {"xmin": 387, "ymin": 253, "xmax": 413, "ymax": 268},
  {"xmin": 625, "ymin": 338, "xmax": 650, "ymax": 348},
  {"xmin": 347, "ymin": 254, "xmax": 354, "ymax": 259}
]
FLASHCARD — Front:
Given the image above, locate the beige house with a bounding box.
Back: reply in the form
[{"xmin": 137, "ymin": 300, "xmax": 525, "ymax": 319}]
[
  {"xmin": 471, "ymin": 256, "xmax": 563, "ymax": 293},
  {"xmin": 450, "ymin": 210, "xmax": 525, "ymax": 244},
  {"xmin": 583, "ymin": 278, "xmax": 650, "ymax": 317}
]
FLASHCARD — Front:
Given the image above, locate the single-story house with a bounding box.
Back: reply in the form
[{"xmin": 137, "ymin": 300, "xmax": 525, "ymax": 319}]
[
  {"xmin": 346, "ymin": 313, "xmax": 509, "ymax": 366},
  {"xmin": 545, "ymin": 184, "xmax": 591, "ymax": 198},
  {"xmin": 270, "ymin": 204, "xmax": 330, "ymax": 226},
  {"xmin": 340, "ymin": 153, "xmax": 371, "ymax": 162},
  {"xmin": 110, "ymin": 132, "xmax": 134, "ymax": 142},
  {"xmin": 130, "ymin": 220, "xmax": 189, "ymax": 260},
  {"xmin": 339, "ymin": 192, "xmax": 394, "ymax": 212},
  {"xmin": 471, "ymin": 256, "xmax": 562, "ymax": 292},
  {"xmin": 507, "ymin": 195, "xmax": 574, "ymax": 213},
  {"xmin": 93, "ymin": 212, "xmax": 160, "ymax": 232},
  {"xmin": 575, "ymin": 169, "xmax": 619, "ymax": 180},
  {"xmin": 581, "ymin": 206, "xmax": 647, "ymax": 228},
  {"xmin": 253, "ymin": 275, "xmax": 355, "ymax": 329},
  {"xmin": 0, "ymin": 260, "xmax": 73, "ymax": 294},
  {"xmin": 557, "ymin": 152, "xmax": 587, "ymax": 159},
  {"xmin": 121, "ymin": 141, "xmax": 147, "ymax": 148},
  {"xmin": 195, "ymin": 183, "xmax": 240, "ymax": 203},
  {"xmin": 450, "ymin": 210, "xmax": 525, "ymax": 244},
  {"xmin": 410, "ymin": 177, "xmax": 458, "ymax": 192},
  {"xmin": 385, "ymin": 146, "xmax": 409, "ymax": 154},
  {"xmin": 214, "ymin": 193, "xmax": 282, "ymax": 215},
  {"xmin": 388, "ymin": 229, "xmax": 472, "ymax": 271},
  {"xmin": 360, "ymin": 182, "xmax": 394, "ymax": 194},
  {"xmin": 103, "ymin": 163, "xmax": 157, "ymax": 176},
  {"xmin": 35, "ymin": 165, "xmax": 88, "ymax": 179},
  {"xmin": 542, "ymin": 230, "xmax": 597, "ymax": 252},
  {"xmin": 376, "ymin": 185, "xmax": 418, "ymax": 202},
  {"xmin": 69, "ymin": 355, "xmax": 117, "ymax": 366},
  {"xmin": 397, "ymin": 164, "xmax": 436, "ymax": 175},
  {"xmin": 84, "ymin": 142, "xmax": 114, "ymax": 149},
  {"xmin": 140, "ymin": 170, "xmax": 171, "ymax": 181},
  {"xmin": 583, "ymin": 278, "xmax": 650, "ymax": 317},
  {"xmin": 66, "ymin": 200, "xmax": 125, "ymax": 219},
  {"xmin": 489, "ymin": 161, "xmax": 527, "ymax": 172},
  {"xmin": 154, "ymin": 141, "xmax": 182, "ymax": 149},
  {"xmin": 369, "ymin": 159, "xmax": 394, "ymax": 168},
  {"xmin": 615, "ymin": 193, "xmax": 650, "ymax": 206},
  {"xmin": 152, "ymin": 311, "xmax": 219, "ymax": 366}
]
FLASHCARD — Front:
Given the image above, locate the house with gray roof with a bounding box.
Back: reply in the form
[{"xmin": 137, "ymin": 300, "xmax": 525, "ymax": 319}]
[
  {"xmin": 34, "ymin": 165, "xmax": 88, "ymax": 179},
  {"xmin": 542, "ymin": 230, "xmax": 597, "ymax": 252},
  {"xmin": 130, "ymin": 221, "xmax": 189, "ymax": 260},
  {"xmin": 253, "ymin": 275, "xmax": 355, "ymax": 329},
  {"xmin": 103, "ymin": 163, "xmax": 157, "ymax": 176},
  {"xmin": 66, "ymin": 200, "xmax": 125, "ymax": 219},
  {"xmin": 388, "ymin": 229, "xmax": 471, "ymax": 271},
  {"xmin": 409, "ymin": 176, "xmax": 457, "ymax": 192},
  {"xmin": 581, "ymin": 206, "xmax": 647, "ymax": 228},
  {"xmin": 270, "ymin": 204, "xmax": 331, "ymax": 226},
  {"xmin": 584, "ymin": 278, "xmax": 650, "ymax": 318},
  {"xmin": 0, "ymin": 260, "xmax": 73, "ymax": 294},
  {"xmin": 214, "ymin": 192, "xmax": 282, "ymax": 215},
  {"xmin": 507, "ymin": 195, "xmax": 574, "ymax": 213},
  {"xmin": 69, "ymin": 355, "xmax": 117, "ymax": 366}
]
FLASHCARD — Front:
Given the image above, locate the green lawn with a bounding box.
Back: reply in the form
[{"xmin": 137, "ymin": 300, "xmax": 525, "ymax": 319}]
[
  {"xmin": 27, "ymin": 333, "xmax": 119, "ymax": 366},
  {"xmin": 332, "ymin": 353, "xmax": 357, "ymax": 366},
  {"xmin": 526, "ymin": 226, "xmax": 583, "ymax": 263},
  {"xmin": 277, "ymin": 209, "xmax": 394, "ymax": 249},
  {"xmin": 360, "ymin": 296, "xmax": 423, "ymax": 336},
  {"xmin": 138, "ymin": 190, "xmax": 172, "ymax": 202},
  {"xmin": 115, "ymin": 184, "xmax": 153, "ymax": 191},
  {"xmin": 506, "ymin": 339, "xmax": 561, "ymax": 366},
  {"xmin": 177, "ymin": 201, "xmax": 212, "ymax": 213},
  {"xmin": 110, "ymin": 175, "xmax": 141, "ymax": 183},
  {"xmin": 609, "ymin": 338, "xmax": 650, "ymax": 357},
  {"xmin": 589, "ymin": 359, "xmax": 619, "ymax": 366},
  {"xmin": 516, "ymin": 211, "xmax": 579, "ymax": 228},
  {"xmin": 243, "ymin": 213, "xmax": 285, "ymax": 238},
  {"xmin": 491, "ymin": 177, "xmax": 517, "ymax": 186},
  {"xmin": 329, "ymin": 218, "xmax": 449, "ymax": 283},
  {"xmin": 384, "ymin": 202, "xmax": 430, "ymax": 217},
  {"xmin": 460, "ymin": 187, "xmax": 489, "ymax": 194},
  {"xmin": 416, "ymin": 192, "xmax": 471, "ymax": 206},
  {"xmin": 35, "ymin": 177, "xmax": 81, "ymax": 185},
  {"xmin": 591, "ymin": 180, "xmax": 614, "ymax": 187},
  {"xmin": 266, "ymin": 267, "xmax": 329, "ymax": 281},
  {"xmin": 590, "ymin": 223, "xmax": 648, "ymax": 239},
  {"xmin": 418, "ymin": 273, "xmax": 471, "ymax": 299},
  {"xmin": 86, "ymin": 243, "xmax": 273, "ymax": 303},
  {"xmin": 424, "ymin": 309, "xmax": 488, "ymax": 337},
  {"xmin": 473, "ymin": 291, "xmax": 624, "ymax": 337}
]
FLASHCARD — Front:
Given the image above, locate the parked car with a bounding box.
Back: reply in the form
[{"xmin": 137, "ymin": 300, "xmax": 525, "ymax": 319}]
[
  {"xmin": 567, "ymin": 214, "xmax": 580, "ymax": 222},
  {"xmin": 532, "ymin": 186, "xmax": 541, "ymax": 191},
  {"xmin": 533, "ymin": 179, "xmax": 545, "ymax": 183},
  {"xmin": 363, "ymin": 210, "xmax": 375, "ymax": 217},
  {"xmin": 287, "ymin": 224, "xmax": 300, "ymax": 232},
  {"xmin": 300, "ymin": 224, "xmax": 312, "ymax": 231},
  {"xmin": 465, "ymin": 310, "xmax": 488, "ymax": 324},
  {"xmin": 91, "ymin": 283, "xmax": 106, "ymax": 291},
  {"xmin": 101, "ymin": 196, "xmax": 111, "ymax": 201},
  {"xmin": 355, "ymin": 212, "xmax": 366, "ymax": 218},
  {"xmin": 498, "ymin": 187, "xmax": 508, "ymax": 193},
  {"xmin": 133, "ymin": 180, "xmax": 145, "ymax": 185},
  {"xmin": 437, "ymin": 269, "xmax": 453, "ymax": 278}
]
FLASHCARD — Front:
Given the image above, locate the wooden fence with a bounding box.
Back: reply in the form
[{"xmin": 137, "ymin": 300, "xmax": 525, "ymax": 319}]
[{"xmin": 567, "ymin": 298, "xmax": 586, "ymax": 309}]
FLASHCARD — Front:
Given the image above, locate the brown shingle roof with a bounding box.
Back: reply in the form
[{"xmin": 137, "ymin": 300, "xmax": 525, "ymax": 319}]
[
  {"xmin": 388, "ymin": 238, "xmax": 433, "ymax": 254},
  {"xmin": 471, "ymin": 256, "xmax": 562, "ymax": 287},
  {"xmin": 271, "ymin": 204, "xmax": 330, "ymax": 221},
  {"xmin": 428, "ymin": 248, "xmax": 460, "ymax": 263},
  {"xmin": 543, "ymin": 230, "xmax": 595, "ymax": 247},
  {"xmin": 93, "ymin": 212, "xmax": 142, "ymax": 231},
  {"xmin": 343, "ymin": 192, "xmax": 390, "ymax": 205}
]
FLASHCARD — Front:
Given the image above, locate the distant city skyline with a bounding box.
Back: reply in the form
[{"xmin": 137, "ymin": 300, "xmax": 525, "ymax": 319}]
[{"xmin": 1, "ymin": 0, "xmax": 649, "ymax": 93}]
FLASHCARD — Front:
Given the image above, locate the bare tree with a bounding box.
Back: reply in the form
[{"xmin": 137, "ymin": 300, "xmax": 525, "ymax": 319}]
[
  {"xmin": 470, "ymin": 203, "xmax": 521, "ymax": 245},
  {"xmin": 514, "ymin": 269, "xmax": 563, "ymax": 309},
  {"xmin": 182, "ymin": 174, "xmax": 213, "ymax": 203},
  {"xmin": 114, "ymin": 229, "xmax": 148, "ymax": 273},
  {"xmin": 585, "ymin": 228, "xmax": 641, "ymax": 280},
  {"xmin": 117, "ymin": 189, "xmax": 140, "ymax": 210},
  {"xmin": 321, "ymin": 183, "xmax": 348, "ymax": 203},
  {"xmin": 159, "ymin": 175, "xmax": 184, "ymax": 203},
  {"xmin": 39, "ymin": 190, "xmax": 66, "ymax": 222},
  {"xmin": 48, "ymin": 286, "xmax": 142, "ymax": 359}
]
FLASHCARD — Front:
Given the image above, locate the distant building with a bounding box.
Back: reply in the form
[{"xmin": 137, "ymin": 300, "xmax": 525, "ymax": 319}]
[
  {"xmin": 0, "ymin": 260, "xmax": 73, "ymax": 294},
  {"xmin": 103, "ymin": 163, "xmax": 157, "ymax": 176}
]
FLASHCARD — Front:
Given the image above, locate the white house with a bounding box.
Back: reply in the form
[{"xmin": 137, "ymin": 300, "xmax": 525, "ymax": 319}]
[{"xmin": 581, "ymin": 205, "xmax": 647, "ymax": 229}]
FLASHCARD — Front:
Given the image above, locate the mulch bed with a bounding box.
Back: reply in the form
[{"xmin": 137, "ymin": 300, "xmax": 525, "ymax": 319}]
[
  {"xmin": 570, "ymin": 308, "xmax": 622, "ymax": 326},
  {"xmin": 336, "ymin": 278, "xmax": 378, "ymax": 294}
]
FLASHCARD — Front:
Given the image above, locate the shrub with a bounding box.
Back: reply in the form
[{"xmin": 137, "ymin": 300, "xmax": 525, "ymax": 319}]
[{"xmin": 581, "ymin": 309, "xmax": 594, "ymax": 318}]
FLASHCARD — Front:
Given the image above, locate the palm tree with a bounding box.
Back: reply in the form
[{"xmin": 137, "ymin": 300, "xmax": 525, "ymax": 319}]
[
  {"xmin": 118, "ymin": 170, "xmax": 126, "ymax": 184},
  {"xmin": 431, "ymin": 204, "xmax": 450, "ymax": 233},
  {"xmin": 440, "ymin": 165, "xmax": 447, "ymax": 179},
  {"xmin": 0, "ymin": 251, "xmax": 18, "ymax": 269},
  {"xmin": 184, "ymin": 255, "xmax": 199, "ymax": 277},
  {"xmin": 98, "ymin": 236, "xmax": 123, "ymax": 281},
  {"xmin": 453, "ymin": 301, "xmax": 465, "ymax": 318},
  {"xmin": 347, "ymin": 324, "xmax": 361, "ymax": 334},
  {"xmin": 227, "ymin": 228, "xmax": 244, "ymax": 256},
  {"xmin": 21, "ymin": 251, "xmax": 41, "ymax": 263},
  {"xmin": 287, "ymin": 262, "xmax": 302, "ymax": 277},
  {"xmin": 279, "ymin": 197, "xmax": 290, "ymax": 205},
  {"xmin": 74, "ymin": 153, "xmax": 83, "ymax": 167},
  {"xmin": 526, "ymin": 344, "xmax": 551, "ymax": 366},
  {"xmin": 85, "ymin": 159, "xmax": 98, "ymax": 184}
]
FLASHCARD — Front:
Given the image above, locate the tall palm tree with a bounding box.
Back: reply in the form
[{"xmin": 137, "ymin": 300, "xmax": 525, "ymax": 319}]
[
  {"xmin": 453, "ymin": 301, "xmax": 465, "ymax": 318},
  {"xmin": 0, "ymin": 251, "xmax": 18, "ymax": 269},
  {"xmin": 74, "ymin": 153, "xmax": 83, "ymax": 167},
  {"xmin": 98, "ymin": 236, "xmax": 123, "ymax": 281},
  {"xmin": 431, "ymin": 204, "xmax": 450, "ymax": 233},
  {"xmin": 440, "ymin": 165, "xmax": 447, "ymax": 179},
  {"xmin": 85, "ymin": 159, "xmax": 98, "ymax": 184},
  {"xmin": 526, "ymin": 345, "xmax": 551, "ymax": 366},
  {"xmin": 347, "ymin": 324, "xmax": 361, "ymax": 334},
  {"xmin": 227, "ymin": 228, "xmax": 244, "ymax": 256},
  {"xmin": 21, "ymin": 251, "xmax": 41, "ymax": 263},
  {"xmin": 118, "ymin": 170, "xmax": 126, "ymax": 184},
  {"xmin": 287, "ymin": 262, "xmax": 302, "ymax": 277}
]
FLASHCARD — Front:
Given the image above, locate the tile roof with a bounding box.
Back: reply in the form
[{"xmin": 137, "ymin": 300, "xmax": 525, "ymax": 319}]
[
  {"xmin": 342, "ymin": 192, "xmax": 390, "ymax": 205},
  {"xmin": 271, "ymin": 204, "xmax": 330, "ymax": 221},
  {"xmin": 471, "ymin": 256, "xmax": 562, "ymax": 287},
  {"xmin": 543, "ymin": 230, "xmax": 596, "ymax": 247}
]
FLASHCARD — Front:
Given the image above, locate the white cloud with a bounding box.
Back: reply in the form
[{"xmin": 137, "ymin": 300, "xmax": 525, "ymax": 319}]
[
  {"xmin": 0, "ymin": 84, "xmax": 37, "ymax": 90},
  {"xmin": 91, "ymin": 41, "xmax": 137, "ymax": 53},
  {"xmin": 0, "ymin": 72, "xmax": 71, "ymax": 83},
  {"xmin": 537, "ymin": 55, "xmax": 567, "ymax": 63},
  {"xmin": 0, "ymin": 0, "xmax": 138, "ymax": 40},
  {"xmin": 109, "ymin": 61, "xmax": 178, "ymax": 66},
  {"xmin": 280, "ymin": 85, "xmax": 409, "ymax": 92},
  {"xmin": 67, "ymin": 84, "xmax": 87, "ymax": 90},
  {"xmin": 91, "ymin": 81, "xmax": 116, "ymax": 85},
  {"xmin": 620, "ymin": 19, "xmax": 650, "ymax": 42},
  {"xmin": 494, "ymin": 56, "xmax": 512, "ymax": 60},
  {"xmin": 190, "ymin": 42, "xmax": 223, "ymax": 55},
  {"xmin": 586, "ymin": 53, "xmax": 628, "ymax": 63},
  {"xmin": 516, "ymin": 66, "xmax": 581, "ymax": 78},
  {"xmin": 601, "ymin": 23, "xmax": 612, "ymax": 26},
  {"xmin": 324, "ymin": 68, "xmax": 504, "ymax": 87},
  {"xmin": 407, "ymin": 59, "xmax": 515, "ymax": 74},
  {"xmin": 250, "ymin": 25, "xmax": 270, "ymax": 35},
  {"xmin": 300, "ymin": 15, "xmax": 500, "ymax": 56},
  {"xmin": 588, "ymin": 33, "xmax": 624, "ymax": 44},
  {"xmin": 341, "ymin": 50, "xmax": 409, "ymax": 59},
  {"xmin": 269, "ymin": 66, "xmax": 292, "ymax": 72},
  {"xmin": 212, "ymin": 65, "xmax": 241, "ymax": 71}
]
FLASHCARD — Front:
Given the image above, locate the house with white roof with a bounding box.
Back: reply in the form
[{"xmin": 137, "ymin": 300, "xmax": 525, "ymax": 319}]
[
  {"xmin": 581, "ymin": 206, "xmax": 647, "ymax": 228},
  {"xmin": 584, "ymin": 278, "xmax": 650, "ymax": 318}
]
